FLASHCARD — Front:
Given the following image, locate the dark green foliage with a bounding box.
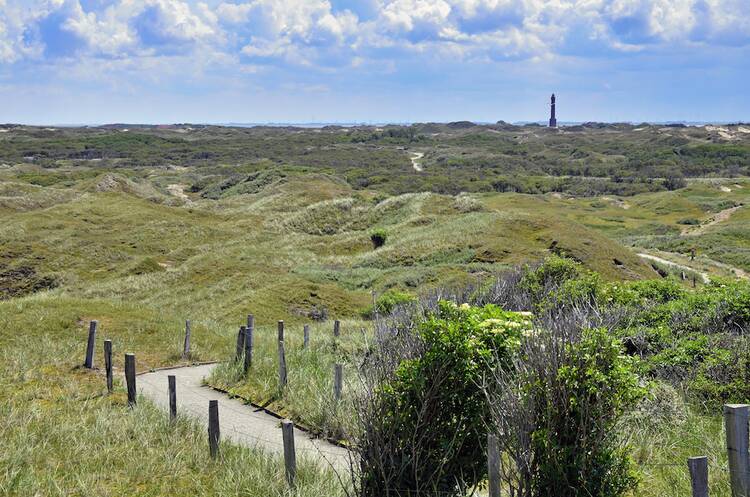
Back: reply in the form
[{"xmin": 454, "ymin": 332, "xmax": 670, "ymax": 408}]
[
  {"xmin": 529, "ymin": 329, "xmax": 643, "ymax": 497},
  {"xmin": 370, "ymin": 228, "xmax": 387, "ymax": 249},
  {"xmin": 2, "ymin": 124, "xmax": 748, "ymax": 197},
  {"xmin": 362, "ymin": 302, "xmax": 530, "ymax": 496}
]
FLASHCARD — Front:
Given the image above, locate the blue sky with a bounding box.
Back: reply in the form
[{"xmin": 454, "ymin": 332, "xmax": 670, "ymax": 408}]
[{"xmin": 0, "ymin": 0, "xmax": 749, "ymax": 124}]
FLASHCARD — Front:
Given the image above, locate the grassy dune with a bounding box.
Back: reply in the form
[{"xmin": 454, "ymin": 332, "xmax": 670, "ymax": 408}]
[{"xmin": 1, "ymin": 150, "xmax": 748, "ymax": 495}]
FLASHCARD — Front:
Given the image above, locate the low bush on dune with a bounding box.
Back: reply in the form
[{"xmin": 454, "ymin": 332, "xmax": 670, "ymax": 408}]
[{"xmin": 353, "ymin": 301, "xmax": 532, "ymax": 497}]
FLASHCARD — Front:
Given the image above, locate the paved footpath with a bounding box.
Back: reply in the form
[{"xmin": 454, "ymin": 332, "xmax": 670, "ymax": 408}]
[{"xmin": 137, "ymin": 364, "xmax": 350, "ymax": 470}]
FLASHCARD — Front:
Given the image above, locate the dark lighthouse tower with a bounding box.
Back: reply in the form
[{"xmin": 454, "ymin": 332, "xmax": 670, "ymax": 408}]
[{"xmin": 549, "ymin": 93, "xmax": 557, "ymax": 127}]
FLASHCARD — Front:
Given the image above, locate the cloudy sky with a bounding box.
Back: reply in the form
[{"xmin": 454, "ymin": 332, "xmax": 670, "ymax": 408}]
[{"xmin": 0, "ymin": 0, "xmax": 748, "ymax": 124}]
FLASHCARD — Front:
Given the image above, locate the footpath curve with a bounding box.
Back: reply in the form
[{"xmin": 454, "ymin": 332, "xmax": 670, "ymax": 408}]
[{"xmin": 137, "ymin": 364, "xmax": 349, "ymax": 470}]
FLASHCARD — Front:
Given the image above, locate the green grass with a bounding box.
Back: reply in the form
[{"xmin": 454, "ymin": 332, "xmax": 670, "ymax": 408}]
[
  {"xmin": 628, "ymin": 408, "xmax": 730, "ymax": 497},
  {"xmin": 206, "ymin": 319, "xmax": 369, "ymax": 440},
  {"xmin": 0, "ymin": 295, "xmax": 345, "ymax": 497},
  {"xmin": 1, "ymin": 129, "xmax": 748, "ymax": 495}
]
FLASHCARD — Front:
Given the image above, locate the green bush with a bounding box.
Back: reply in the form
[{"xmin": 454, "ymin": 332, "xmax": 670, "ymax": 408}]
[
  {"xmin": 370, "ymin": 228, "xmax": 388, "ymax": 249},
  {"xmin": 520, "ymin": 256, "xmax": 601, "ymax": 309},
  {"xmin": 361, "ymin": 301, "xmax": 531, "ymax": 496},
  {"xmin": 529, "ymin": 328, "xmax": 643, "ymax": 497},
  {"xmin": 361, "ymin": 289, "xmax": 416, "ymax": 318}
]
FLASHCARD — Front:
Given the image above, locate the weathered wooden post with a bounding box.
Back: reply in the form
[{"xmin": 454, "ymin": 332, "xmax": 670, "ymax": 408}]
[
  {"xmin": 303, "ymin": 324, "xmax": 310, "ymax": 349},
  {"xmin": 488, "ymin": 434, "xmax": 501, "ymax": 497},
  {"xmin": 278, "ymin": 320, "xmax": 285, "ymax": 342},
  {"xmin": 236, "ymin": 326, "xmax": 246, "ymax": 361},
  {"xmin": 104, "ymin": 339, "xmax": 113, "ymax": 393},
  {"xmin": 333, "ymin": 320, "xmax": 340, "ymax": 338},
  {"xmin": 278, "ymin": 341, "xmax": 288, "ymax": 389},
  {"xmin": 182, "ymin": 320, "xmax": 191, "ymax": 359},
  {"xmin": 125, "ymin": 353, "xmax": 136, "ymax": 407},
  {"xmin": 333, "ymin": 364, "xmax": 343, "ymax": 401},
  {"xmin": 208, "ymin": 400, "xmax": 220, "ymax": 459},
  {"xmin": 725, "ymin": 404, "xmax": 750, "ymax": 497},
  {"xmin": 281, "ymin": 419, "xmax": 297, "ymax": 486},
  {"xmin": 688, "ymin": 456, "xmax": 709, "ymax": 497},
  {"xmin": 244, "ymin": 315, "xmax": 254, "ymax": 373},
  {"xmin": 84, "ymin": 320, "xmax": 98, "ymax": 368},
  {"xmin": 168, "ymin": 375, "xmax": 177, "ymax": 422}
]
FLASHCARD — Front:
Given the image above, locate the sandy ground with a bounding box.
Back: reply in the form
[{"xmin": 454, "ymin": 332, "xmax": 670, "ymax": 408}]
[
  {"xmin": 682, "ymin": 205, "xmax": 742, "ymax": 236},
  {"xmin": 638, "ymin": 253, "xmax": 710, "ymax": 284},
  {"xmin": 410, "ymin": 152, "xmax": 425, "ymax": 172},
  {"xmin": 138, "ymin": 364, "xmax": 349, "ymax": 470},
  {"xmin": 166, "ymin": 184, "xmax": 190, "ymax": 202}
]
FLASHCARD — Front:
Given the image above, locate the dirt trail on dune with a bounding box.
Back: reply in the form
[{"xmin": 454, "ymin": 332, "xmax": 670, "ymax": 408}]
[
  {"xmin": 682, "ymin": 205, "xmax": 742, "ymax": 236},
  {"xmin": 167, "ymin": 184, "xmax": 190, "ymax": 201},
  {"xmin": 410, "ymin": 152, "xmax": 425, "ymax": 172}
]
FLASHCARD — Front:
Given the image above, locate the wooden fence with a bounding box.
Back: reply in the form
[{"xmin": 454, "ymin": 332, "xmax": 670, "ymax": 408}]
[{"xmin": 83, "ymin": 317, "xmax": 750, "ymax": 495}]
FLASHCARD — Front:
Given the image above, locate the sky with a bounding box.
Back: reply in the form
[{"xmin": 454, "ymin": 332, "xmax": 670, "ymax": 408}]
[{"xmin": 0, "ymin": 0, "xmax": 749, "ymax": 125}]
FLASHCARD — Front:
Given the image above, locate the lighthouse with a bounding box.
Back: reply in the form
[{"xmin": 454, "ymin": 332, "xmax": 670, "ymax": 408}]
[{"xmin": 549, "ymin": 94, "xmax": 557, "ymax": 128}]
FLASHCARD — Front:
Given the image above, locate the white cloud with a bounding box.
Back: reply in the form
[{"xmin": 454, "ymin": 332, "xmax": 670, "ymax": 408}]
[{"xmin": 0, "ymin": 0, "xmax": 748, "ymax": 67}]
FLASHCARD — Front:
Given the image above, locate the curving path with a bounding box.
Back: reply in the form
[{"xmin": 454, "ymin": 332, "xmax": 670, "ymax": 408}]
[
  {"xmin": 682, "ymin": 205, "xmax": 742, "ymax": 236},
  {"xmin": 410, "ymin": 152, "xmax": 425, "ymax": 172},
  {"xmin": 137, "ymin": 364, "xmax": 349, "ymax": 470},
  {"xmin": 638, "ymin": 253, "xmax": 710, "ymax": 283}
]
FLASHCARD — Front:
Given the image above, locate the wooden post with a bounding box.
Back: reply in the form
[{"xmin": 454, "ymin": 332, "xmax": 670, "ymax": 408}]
[
  {"xmin": 244, "ymin": 316, "xmax": 254, "ymax": 373},
  {"xmin": 281, "ymin": 419, "xmax": 297, "ymax": 486},
  {"xmin": 208, "ymin": 400, "xmax": 220, "ymax": 459},
  {"xmin": 125, "ymin": 353, "xmax": 136, "ymax": 407},
  {"xmin": 333, "ymin": 320, "xmax": 340, "ymax": 338},
  {"xmin": 84, "ymin": 320, "xmax": 97, "ymax": 368},
  {"xmin": 278, "ymin": 340, "xmax": 288, "ymax": 389},
  {"xmin": 168, "ymin": 375, "xmax": 177, "ymax": 422},
  {"xmin": 725, "ymin": 404, "xmax": 750, "ymax": 497},
  {"xmin": 333, "ymin": 364, "xmax": 343, "ymax": 401},
  {"xmin": 303, "ymin": 324, "xmax": 310, "ymax": 349},
  {"xmin": 182, "ymin": 319, "xmax": 191, "ymax": 359},
  {"xmin": 104, "ymin": 339, "xmax": 113, "ymax": 393},
  {"xmin": 688, "ymin": 456, "xmax": 709, "ymax": 497},
  {"xmin": 236, "ymin": 326, "xmax": 246, "ymax": 361},
  {"xmin": 278, "ymin": 320, "xmax": 285, "ymax": 342},
  {"xmin": 488, "ymin": 434, "xmax": 501, "ymax": 497}
]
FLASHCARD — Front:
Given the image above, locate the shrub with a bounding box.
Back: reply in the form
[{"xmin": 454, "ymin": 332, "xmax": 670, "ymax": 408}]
[
  {"xmin": 487, "ymin": 327, "xmax": 643, "ymax": 497},
  {"xmin": 361, "ymin": 289, "xmax": 416, "ymax": 318},
  {"xmin": 677, "ymin": 218, "xmax": 700, "ymax": 225},
  {"xmin": 354, "ymin": 301, "xmax": 532, "ymax": 497},
  {"xmin": 370, "ymin": 228, "xmax": 388, "ymax": 249},
  {"xmin": 624, "ymin": 381, "xmax": 687, "ymax": 431}
]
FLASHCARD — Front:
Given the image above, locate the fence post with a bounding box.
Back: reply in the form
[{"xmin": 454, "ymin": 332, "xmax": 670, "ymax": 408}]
[
  {"xmin": 488, "ymin": 434, "xmax": 501, "ymax": 497},
  {"xmin": 208, "ymin": 400, "xmax": 220, "ymax": 459},
  {"xmin": 182, "ymin": 319, "xmax": 191, "ymax": 359},
  {"xmin": 333, "ymin": 320, "xmax": 340, "ymax": 338},
  {"xmin": 688, "ymin": 456, "xmax": 709, "ymax": 497},
  {"xmin": 84, "ymin": 320, "xmax": 98, "ymax": 368},
  {"xmin": 103, "ymin": 339, "xmax": 113, "ymax": 393},
  {"xmin": 278, "ymin": 341, "xmax": 288, "ymax": 389},
  {"xmin": 244, "ymin": 316, "xmax": 254, "ymax": 373},
  {"xmin": 278, "ymin": 320, "xmax": 285, "ymax": 342},
  {"xmin": 725, "ymin": 404, "xmax": 750, "ymax": 497},
  {"xmin": 236, "ymin": 326, "xmax": 246, "ymax": 361},
  {"xmin": 333, "ymin": 364, "xmax": 343, "ymax": 401},
  {"xmin": 125, "ymin": 353, "xmax": 136, "ymax": 407},
  {"xmin": 303, "ymin": 324, "xmax": 310, "ymax": 349},
  {"xmin": 281, "ymin": 419, "xmax": 297, "ymax": 486},
  {"xmin": 168, "ymin": 375, "xmax": 177, "ymax": 422}
]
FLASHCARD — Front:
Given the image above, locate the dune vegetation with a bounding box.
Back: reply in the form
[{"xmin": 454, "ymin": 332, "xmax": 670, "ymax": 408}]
[{"xmin": 1, "ymin": 123, "xmax": 749, "ymax": 496}]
